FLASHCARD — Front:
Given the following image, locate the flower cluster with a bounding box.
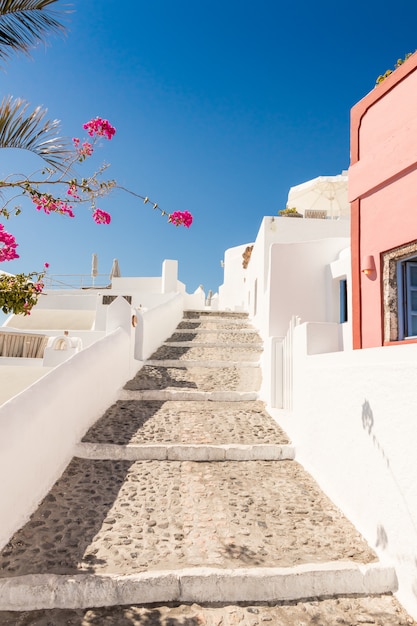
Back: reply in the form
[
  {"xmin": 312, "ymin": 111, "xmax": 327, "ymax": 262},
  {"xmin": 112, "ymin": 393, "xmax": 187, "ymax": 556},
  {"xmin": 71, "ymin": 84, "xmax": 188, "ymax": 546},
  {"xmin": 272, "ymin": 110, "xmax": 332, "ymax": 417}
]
[
  {"xmin": 72, "ymin": 137, "xmax": 93, "ymax": 160},
  {"xmin": 168, "ymin": 210, "xmax": 193, "ymax": 228},
  {"xmin": 92, "ymin": 208, "xmax": 111, "ymax": 224},
  {"xmin": 83, "ymin": 117, "xmax": 116, "ymax": 140},
  {"xmin": 67, "ymin": 184, "xmax": 80, "ymax": 199},
  {"xmin": 31, "ymin": 194, "xmax": 75, "ymax": 218},
  {"xmin": 0, "ymin": 224, "xmax": 19, "ymax": 261}
]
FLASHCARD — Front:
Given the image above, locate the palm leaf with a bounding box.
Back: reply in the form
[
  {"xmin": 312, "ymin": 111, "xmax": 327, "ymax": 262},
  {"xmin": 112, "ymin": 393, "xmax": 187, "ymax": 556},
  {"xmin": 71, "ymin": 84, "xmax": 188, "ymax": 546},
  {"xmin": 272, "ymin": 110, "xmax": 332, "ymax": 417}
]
[
  {"xmin": 0, "ymin": 95, "xmax": 70, "ymax": 169},
  {"xmin": 0, "ymin": 0, "xmax": 67, "ymax": 64}
]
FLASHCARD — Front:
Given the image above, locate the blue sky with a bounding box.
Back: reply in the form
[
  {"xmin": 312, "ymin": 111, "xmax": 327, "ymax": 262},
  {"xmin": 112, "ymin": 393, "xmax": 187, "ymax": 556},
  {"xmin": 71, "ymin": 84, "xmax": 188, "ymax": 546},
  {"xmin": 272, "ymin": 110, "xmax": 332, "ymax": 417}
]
[{"xmin": 2, "ymin": 0, "xmax": 417, "ymax": 294}]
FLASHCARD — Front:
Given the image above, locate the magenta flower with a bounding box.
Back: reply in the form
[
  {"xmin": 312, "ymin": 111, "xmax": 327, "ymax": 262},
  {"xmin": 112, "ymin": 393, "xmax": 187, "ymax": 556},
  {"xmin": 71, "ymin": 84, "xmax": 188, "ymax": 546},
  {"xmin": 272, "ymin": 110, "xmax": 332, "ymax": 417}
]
[
  {"xmin": 67, "ymin": 184, "xmax": 80, "ymax": 199},
  {"xmin": 44, "ymin": 262, "xmax": 49, "ymax": 269},
  {"xmin": 32, "ymin": 195, "xmax": 75, "ymax": 218},
  {"xmin": 83, "ymin": 117, "xmax": 116, "ymax": 140},
  {"xmin": 0, "ymin": 224, "xmax": 19, "ymax": 262},
  {"xmin": 168, "ymin": 210, "xmax": 193, "ymax": 228},
  {"xmin": 92, "ymin": 208, "xmax": 111, "ymax": 224}
]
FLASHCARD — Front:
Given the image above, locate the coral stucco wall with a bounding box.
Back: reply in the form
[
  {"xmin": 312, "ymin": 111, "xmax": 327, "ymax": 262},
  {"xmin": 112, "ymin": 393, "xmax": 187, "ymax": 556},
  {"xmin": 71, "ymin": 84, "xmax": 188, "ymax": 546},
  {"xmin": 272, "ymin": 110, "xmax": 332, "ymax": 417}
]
[{"xmin": 349, "ymin": 53, "xmax": 417, "ymax": 348}]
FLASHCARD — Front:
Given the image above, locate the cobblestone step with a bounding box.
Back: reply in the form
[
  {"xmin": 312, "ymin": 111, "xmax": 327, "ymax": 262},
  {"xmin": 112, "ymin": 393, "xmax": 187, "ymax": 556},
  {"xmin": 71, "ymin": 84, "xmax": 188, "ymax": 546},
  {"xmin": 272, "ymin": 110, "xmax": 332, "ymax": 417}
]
[
  {"xmin": 1, "ymin": 595, "xmax": 412, "ymax": 625},
  {"xmin": 0, "ymin": 459, "xmax": 379, "ymax": 580},
  {"xmin": 124, "ymin": 364, "xmax": 262, "ymax": 393},
  {"xmin": 119, "ymin": 389, "xmax": 260, "ymax": 402},
  {"xmin": 162, "ymin": 341, "xmax": 263, "ymax": 349},
  {"xmin": 144, "ymin": 359, "xmax": 260, "ymax": 367},
  {"xmin": 82, "ymin": 400, "xmax": 290, "ymax": 446},
  {"xmin": 149, "ymin": 345, "xmax": 262, "ymax": 362}
]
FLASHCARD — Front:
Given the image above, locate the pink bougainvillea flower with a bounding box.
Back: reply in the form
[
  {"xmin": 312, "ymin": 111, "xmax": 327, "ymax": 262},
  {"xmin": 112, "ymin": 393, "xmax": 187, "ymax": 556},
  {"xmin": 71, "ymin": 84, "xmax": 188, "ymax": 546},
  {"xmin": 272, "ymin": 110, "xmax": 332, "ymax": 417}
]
[
  {"xmin": 92, "ymin": 208, "xmax": 111, "ymax": 224},
  {"xmin": 73, "ymin": 137, "xmax": 93, "ymax": 159},
  {"xmin": 168, "ymin": 210, "xmax": 193, "ymax": 228},
  {"xmin": 83, "ymin": 117, "xmax": 116, "ymax": 140},
  {"xmin": 67, "ymin": 184, "xmax": 80, "ymax": 199},
  {"xmin": 0, "ymin": 223, "xmax": 19, "ymax": 262},
  {"xmin": 32, "ymin": 195, "xmax": 75, "ymax": 218},
  {"xmin": 44, "ymin": 262, "xmax": 49, "ymax": 269}
]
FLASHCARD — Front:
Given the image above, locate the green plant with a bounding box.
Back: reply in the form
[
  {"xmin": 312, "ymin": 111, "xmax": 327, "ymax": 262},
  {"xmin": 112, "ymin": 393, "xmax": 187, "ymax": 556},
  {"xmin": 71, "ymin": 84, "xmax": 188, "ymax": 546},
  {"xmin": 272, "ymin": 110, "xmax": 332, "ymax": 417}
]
[
  {"xmin": 376, "ymin": 52, "xmax": 414, "ymax": 85},
  {"xmin": 278, "ymin": 207, "xmax": 301, "ymax": 216}
]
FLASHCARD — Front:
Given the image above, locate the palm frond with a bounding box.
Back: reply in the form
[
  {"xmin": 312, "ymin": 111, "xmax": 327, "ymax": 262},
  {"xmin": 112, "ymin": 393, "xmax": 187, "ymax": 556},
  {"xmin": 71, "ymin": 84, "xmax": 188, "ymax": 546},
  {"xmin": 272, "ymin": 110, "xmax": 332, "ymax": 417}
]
[
  {"xmin": 0, "ymin": 95, "xmax": 71, "ymax": 170},
  {"xmin": 0, "ymin": 0, "xmax": 68, "ymax": 64}
]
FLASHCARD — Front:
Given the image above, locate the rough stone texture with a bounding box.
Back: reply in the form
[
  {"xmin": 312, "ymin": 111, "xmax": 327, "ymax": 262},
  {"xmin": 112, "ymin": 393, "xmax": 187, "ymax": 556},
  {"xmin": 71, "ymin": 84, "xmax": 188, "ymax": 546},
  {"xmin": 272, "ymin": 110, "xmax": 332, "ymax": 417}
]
[
  {"xmin": 0, "ymin": 597, "xmax": 415, "ymax": 625},
  {"xmin": 167, "ymin": 331, "xmax": 262, "ymax": 344},
  {"xmin": 123, "ymin": 365, "xmax": 262, "ymax": 392},
  {"xmin": 177, "ymin": 320, "xmax": 253, "ymax": 331},
  {"xmin": 0, "ymin": 459, "xmax": 376, "ymax": 578},
  {"xmin": 149, "ymin": 345, "xmax": 262, "ymax": 362},
  {"xmin": 82, "ymin": 400, "xmax": 289, "ymax": 445}
]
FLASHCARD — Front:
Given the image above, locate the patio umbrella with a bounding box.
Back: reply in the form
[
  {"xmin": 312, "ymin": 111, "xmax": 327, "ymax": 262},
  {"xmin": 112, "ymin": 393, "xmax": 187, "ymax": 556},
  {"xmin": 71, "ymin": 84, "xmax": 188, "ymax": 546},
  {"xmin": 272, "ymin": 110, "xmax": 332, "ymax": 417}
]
[
  {"xmin": 286, "ymin": 173, "xmax": 349, "ymax": 219},
  {"xmin": 91, "ymin": 253, "xmax": 98, "ymax": 285},
  {"xmin": 109, "ymin": 258, "xmax": 121, "ymax": 280}
]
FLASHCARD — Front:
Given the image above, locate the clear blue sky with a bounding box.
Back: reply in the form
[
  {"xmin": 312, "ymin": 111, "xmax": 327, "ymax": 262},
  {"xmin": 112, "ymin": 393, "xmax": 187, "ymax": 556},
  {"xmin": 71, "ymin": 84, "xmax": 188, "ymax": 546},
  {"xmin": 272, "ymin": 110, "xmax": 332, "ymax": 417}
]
[{"xmin": 2, "ymin": 0, "xmax": 417, "ymax": 294}]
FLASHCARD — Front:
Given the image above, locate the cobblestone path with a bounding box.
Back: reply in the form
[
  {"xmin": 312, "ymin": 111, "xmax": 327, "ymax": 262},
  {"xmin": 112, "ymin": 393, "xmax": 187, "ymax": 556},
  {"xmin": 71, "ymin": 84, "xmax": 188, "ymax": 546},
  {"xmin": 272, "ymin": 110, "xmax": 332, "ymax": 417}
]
[{"xmin": 0, "ymin": 311, "xmax": 414, "ymax": 625}]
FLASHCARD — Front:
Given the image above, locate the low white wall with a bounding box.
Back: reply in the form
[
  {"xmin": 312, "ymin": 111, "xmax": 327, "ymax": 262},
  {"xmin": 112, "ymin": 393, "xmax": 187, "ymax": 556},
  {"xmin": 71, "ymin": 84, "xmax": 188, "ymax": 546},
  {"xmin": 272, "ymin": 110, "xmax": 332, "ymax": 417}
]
[
  {"xmin": 135, "ymin": 293, "xmax": 184, "ymax": 360},
  {"xmin": 272, "ymin": 329, "xmax": 417, "ymax": 618},
  {"xmin": 0, "ymin": 326, "xmax": 131, "ymax": 550}
]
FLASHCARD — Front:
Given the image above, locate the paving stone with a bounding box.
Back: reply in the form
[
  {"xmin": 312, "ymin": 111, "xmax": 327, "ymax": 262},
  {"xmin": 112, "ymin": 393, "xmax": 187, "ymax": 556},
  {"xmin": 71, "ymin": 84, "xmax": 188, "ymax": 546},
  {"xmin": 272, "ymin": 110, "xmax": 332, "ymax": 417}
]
[
  {"xmin": 0, "ymin": 596, "xmax": 415, "ymax": 625},
  {"xmin": 82, "ymin": 400, "xmax": 289, "ymax": 445},
  {"xmin": 123, "ymin": 365, "xmax": 262, "ymax": 392},
  {"xmin": 0, "ymin": 459, "xmax": 376, "ymax": 578}
]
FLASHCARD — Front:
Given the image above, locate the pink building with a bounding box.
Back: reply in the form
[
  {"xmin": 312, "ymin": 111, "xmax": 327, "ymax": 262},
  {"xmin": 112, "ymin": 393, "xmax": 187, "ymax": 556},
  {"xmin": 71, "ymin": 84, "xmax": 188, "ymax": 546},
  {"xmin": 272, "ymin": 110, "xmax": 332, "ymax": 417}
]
[{"xmin": 349, "ymin": 52, "xmax": 417, "ymax": 349}]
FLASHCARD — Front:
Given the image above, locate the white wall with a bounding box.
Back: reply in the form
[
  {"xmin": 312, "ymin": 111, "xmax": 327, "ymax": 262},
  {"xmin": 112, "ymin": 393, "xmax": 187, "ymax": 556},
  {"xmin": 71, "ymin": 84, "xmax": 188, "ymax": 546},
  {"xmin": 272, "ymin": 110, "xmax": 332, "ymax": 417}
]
[
  {"xmin": 272, "ymin": 333, "xmax": 417, "ymax": 618},
  {"xmin": 134, "ymin": 292, "xmax": 184, "ymax": 360},
  {"xmin": 0, "ymin": 325, "xmax": 131, "ymax": 550},
  {"xmin": 268, "ymin": 238, "xmax": 350, "ymax": 337},
  {"xmin": 218, "ymin": 243, "xmax": 251, "ymax": 311}
]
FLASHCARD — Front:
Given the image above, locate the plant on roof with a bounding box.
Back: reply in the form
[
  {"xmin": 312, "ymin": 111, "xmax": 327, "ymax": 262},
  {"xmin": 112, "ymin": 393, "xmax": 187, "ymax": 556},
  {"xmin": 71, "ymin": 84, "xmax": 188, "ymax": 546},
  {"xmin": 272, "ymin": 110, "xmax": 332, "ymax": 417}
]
[
  {"xmin": 278, "ymin": 207, "xmax": 303, "ymax": 217},
  {"xmin": 376, "ymin": 52, "xmax": 414, "ymax": 85}
]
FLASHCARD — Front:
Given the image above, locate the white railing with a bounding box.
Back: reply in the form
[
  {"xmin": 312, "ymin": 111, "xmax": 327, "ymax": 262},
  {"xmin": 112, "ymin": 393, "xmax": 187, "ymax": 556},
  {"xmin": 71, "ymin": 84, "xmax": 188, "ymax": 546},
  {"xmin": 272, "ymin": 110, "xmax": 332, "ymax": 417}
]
[
  {"xmin": 282, "ymin": 315, "xmax": 301, "ymax": 410},
  {"xmin": 43, "ymin": 274, "xmax": 111, "ymax": 290}
]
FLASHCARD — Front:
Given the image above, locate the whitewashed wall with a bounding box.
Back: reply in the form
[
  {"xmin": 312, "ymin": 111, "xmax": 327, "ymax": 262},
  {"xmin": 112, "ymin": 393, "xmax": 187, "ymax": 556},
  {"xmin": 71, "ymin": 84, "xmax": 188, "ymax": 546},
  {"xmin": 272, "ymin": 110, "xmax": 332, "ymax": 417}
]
[
  {"xmin": 272, "ymin": 332, "xmax": 417, "ymax": 618},
  {"xmin": 267, "ymin": 238, "xmax": 350, "ymax": 337},
  {"xmin": 0, "ymin": 324, "xmax": 131, "ymax": 549},
  {"xmin": 134, "ymin": 292, "xmax": 184, "ymax": 360}
]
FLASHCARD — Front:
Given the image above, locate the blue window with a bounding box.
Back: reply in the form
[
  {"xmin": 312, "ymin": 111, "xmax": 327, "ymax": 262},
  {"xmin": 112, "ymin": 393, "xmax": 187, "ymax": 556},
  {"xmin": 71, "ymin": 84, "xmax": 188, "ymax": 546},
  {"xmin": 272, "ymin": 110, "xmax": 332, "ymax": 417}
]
[
  {"xmin": 339, "ymin": 279, "xmax": 348, "ymax": 323},
  {"xmin": 398, "ymin": 259, "xmax": 417, "ymax": 338}
]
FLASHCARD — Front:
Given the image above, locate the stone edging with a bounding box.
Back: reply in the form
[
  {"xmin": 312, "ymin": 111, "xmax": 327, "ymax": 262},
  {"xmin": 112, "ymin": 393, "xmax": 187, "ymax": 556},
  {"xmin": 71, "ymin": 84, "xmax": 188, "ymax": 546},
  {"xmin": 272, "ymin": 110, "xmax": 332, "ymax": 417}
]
[
  {"xmin": 74, "ymin": 442, "xmax": 296, "ymax": 461},
  {"xmin": 0, "ymin": 563, "xmax": 397, "ymax": 611}
]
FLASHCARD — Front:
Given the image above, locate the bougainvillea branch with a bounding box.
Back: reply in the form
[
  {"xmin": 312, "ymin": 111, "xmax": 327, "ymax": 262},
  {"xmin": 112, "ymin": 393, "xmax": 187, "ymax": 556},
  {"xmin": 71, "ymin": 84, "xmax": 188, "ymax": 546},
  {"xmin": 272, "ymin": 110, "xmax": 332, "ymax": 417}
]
[{"xmin": 0, "ymin": 110, "xmax": 193, "ymax": 315}]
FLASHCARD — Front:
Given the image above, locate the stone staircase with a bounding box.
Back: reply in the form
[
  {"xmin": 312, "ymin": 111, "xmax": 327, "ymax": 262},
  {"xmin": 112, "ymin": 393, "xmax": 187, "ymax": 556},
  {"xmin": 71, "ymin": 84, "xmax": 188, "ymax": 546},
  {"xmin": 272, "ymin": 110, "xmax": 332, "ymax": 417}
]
[{"xmin": 0, "ymin": 311, "xmax": 413, "ymax": 625}]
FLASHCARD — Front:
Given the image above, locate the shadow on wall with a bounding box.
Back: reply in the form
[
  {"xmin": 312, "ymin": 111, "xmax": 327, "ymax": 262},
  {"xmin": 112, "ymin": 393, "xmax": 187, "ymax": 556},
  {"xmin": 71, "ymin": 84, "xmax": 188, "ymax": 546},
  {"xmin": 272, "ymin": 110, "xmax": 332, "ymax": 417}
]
[{"xmin": 361, "ymin": 398, "xmax": 390, "ymax": 468}]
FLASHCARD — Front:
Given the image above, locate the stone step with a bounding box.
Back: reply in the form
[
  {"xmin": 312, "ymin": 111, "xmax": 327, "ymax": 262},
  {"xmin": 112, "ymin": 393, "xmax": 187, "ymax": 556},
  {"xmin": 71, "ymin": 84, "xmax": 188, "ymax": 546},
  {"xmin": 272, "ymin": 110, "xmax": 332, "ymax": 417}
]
[
  {"xmin": 74, "ymin": 442, "xmax": 295, "ymax": 461},
  {"xmin": 170, "ymin": 327, "xmax": 260, "ymax": 334},
  {"xmin": 0, "ymin": 459, "xmax": 379, "ymax": 582},
  {"xmin": 162, "ymin": 341, "xmax": 263, "ymax": 349},
  {"xmin": 0, "ymin": 562, "xmax": 397, "ymax": 611},
  {"xmin": 183, "ymin": 311, "xmax": 249, "ymax": 319},
  {"xmin": 82, "ymin": 400, "xmax": 290, "ymax": 447},
  {"xmin": 119, "ymin": 389, "xmax": 259, "ymax": 401},
  {"xmin": 124, "ymin": 364, "xmax": 262, "ymax": 393},
  {"xmin": 149, "ymin": 345, "xmax": 262, "ymax": 362},
  {"xmin": 2, "ymin": 594, "xmax": 412, "ymax": 625},
  {"xmin": 144, "ymin": 359, "xmax": 260, "ymax": 367}
]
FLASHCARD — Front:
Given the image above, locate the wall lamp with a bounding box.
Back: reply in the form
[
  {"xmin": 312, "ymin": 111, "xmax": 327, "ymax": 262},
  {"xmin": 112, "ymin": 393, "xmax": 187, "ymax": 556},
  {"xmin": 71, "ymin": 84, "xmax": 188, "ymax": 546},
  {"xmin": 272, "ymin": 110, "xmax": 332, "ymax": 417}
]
[{"xmin": 361, "ymin": 255, "xmax": 376, "ymax": 276}]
